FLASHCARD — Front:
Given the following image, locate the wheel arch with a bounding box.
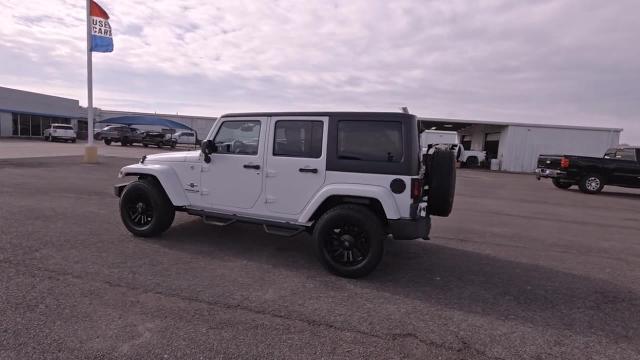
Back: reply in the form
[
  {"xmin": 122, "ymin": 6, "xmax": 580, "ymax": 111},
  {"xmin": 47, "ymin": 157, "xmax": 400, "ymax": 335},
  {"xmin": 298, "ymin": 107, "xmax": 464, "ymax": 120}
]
[
  {"xmin": 580, "ymin": 168, "xmax": 610, "ymax": 183},
  {"xmin": 119, "ymin": 164, "xmax": 189, "ymax": 206},
  {"xmin": 298, "ymin": 184, "xmax": 400, "ymax": 223}
]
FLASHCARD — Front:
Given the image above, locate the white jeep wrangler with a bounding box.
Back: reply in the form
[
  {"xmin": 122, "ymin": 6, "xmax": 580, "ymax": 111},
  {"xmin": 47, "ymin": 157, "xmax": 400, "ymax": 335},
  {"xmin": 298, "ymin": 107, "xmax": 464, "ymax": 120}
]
[{"xmin": 115, "ymin": 112, "xmax": 456, "ymax": 278}]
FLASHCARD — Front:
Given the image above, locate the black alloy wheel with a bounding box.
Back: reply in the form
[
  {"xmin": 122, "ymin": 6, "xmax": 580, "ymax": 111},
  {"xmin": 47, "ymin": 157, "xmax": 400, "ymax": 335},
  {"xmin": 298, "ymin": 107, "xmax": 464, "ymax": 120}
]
[
  {"xmin": 313, "ymin": 204, "xmax": 384, "ymax": 278},
  {"xmin": 324, "ymin": 223, "xmax": 370, "ymax": 267},
  {"xmin": 119, "ymin": 179, "xmax": 175, "ymax": 237},
  {"xmin": 123, "ymin": 190, "xmax": 155, "ymax": 230}
]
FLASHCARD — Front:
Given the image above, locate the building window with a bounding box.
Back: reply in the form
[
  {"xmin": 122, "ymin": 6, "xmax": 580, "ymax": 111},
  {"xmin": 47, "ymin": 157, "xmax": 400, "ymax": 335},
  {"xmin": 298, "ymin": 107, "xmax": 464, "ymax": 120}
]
[
  {"xmin": 10, "ymin": 113, "xmax": 72, "ymax": 137},
  {"xmin": 12, "ymin": 113, "xmax": 19, "ymax": 136},
  {"xmin": 461, "ymin": 135, "xmax": 472, "ymax": 150},
  {"xmin": 31, "ymin": 115, "xmax": 42, "ymax": 137},
  {"xmin": 19, "ymin": 114, "xmax": 31, "ymax": 136}
]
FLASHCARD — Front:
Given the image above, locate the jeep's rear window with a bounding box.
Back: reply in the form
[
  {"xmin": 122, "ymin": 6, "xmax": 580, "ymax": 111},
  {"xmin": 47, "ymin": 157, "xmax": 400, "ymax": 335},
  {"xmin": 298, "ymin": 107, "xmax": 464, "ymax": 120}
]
[{"xmin": 337, "ymin": 121, "xmax": 402, "ymax": 162}]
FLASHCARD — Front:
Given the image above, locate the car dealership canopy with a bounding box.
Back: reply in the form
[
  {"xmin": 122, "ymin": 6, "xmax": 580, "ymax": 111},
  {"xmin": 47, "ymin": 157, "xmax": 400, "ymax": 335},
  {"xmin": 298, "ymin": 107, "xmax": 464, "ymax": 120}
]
[{"xmin": 97, "ymin": 115, "xmax": 195, "ymax": 131}]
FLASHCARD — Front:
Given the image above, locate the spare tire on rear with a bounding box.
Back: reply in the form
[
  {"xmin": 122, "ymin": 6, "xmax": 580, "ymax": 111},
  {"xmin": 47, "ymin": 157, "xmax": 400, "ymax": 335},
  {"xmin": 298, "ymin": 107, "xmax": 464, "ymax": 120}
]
[{"xmin": 426, "ymin": 148, "xmax": 456, "ymax": 217}]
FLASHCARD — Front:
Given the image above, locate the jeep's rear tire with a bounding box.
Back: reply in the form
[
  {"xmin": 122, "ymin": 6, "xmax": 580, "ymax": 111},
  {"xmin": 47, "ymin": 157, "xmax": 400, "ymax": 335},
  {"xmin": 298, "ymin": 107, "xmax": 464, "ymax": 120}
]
[
  {"xmin": 578, "ymin": 173, "xmax": 604, "ymax": 194},
  {"xmin": 119, "ymin": 179, "xmax": 175, "ymax": 237},
  {"xmin": 104, "ymin": 139, "xmax": 112, "ymax": 145},
  {"xmin": 313, "ymin": 204, "xmax": 384, "ymax": 278},
  {"xmin": 427, "ymin": 149, "xmax": 456, "ymax": 217},
  {"xmin": 552, "ymin": 178, "xmax": 572, "ymax": 189}
]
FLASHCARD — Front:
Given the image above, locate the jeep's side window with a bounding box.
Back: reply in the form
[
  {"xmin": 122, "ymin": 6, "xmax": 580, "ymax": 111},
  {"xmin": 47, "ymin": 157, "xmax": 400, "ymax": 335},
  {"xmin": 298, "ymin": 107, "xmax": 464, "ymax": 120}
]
[
  {"xmin": 337, "ymin": 121, "xmax": 403, "ymax": 162},
  {"xmin": 213, "ymin": 121, "xmax": 261, "ymax": 155},
  {"xmin": 273, "ymin": 121, "xmax": 323, "ymax": 158}
]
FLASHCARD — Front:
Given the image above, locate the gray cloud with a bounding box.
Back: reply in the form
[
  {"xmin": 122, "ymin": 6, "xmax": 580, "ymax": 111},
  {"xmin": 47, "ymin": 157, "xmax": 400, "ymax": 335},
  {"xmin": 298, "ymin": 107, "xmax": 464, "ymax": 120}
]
[{"xmin": 0, "ymin": 0, "xmax": 638, "ymax": 142}]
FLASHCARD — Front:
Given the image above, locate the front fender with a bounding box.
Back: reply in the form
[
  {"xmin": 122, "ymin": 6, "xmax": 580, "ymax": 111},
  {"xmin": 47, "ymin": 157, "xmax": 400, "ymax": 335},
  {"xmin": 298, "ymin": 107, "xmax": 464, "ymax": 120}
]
[
  {"xmin": 298, "ymin": 184, "xmax": 401, "ymax": 223},
  {"xmin": 118, "ymin": 163, "xmax": 189, "ymax": 206}
]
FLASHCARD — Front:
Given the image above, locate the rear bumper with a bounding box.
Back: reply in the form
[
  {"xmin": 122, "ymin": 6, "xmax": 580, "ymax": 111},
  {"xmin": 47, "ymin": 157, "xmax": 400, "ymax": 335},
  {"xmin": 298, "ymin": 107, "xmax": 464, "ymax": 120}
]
[
  {"xmin": 388, "ymin": 216, "xmax": 431, "ymax": 240},
  {"xmin": 535, "ymin": 168, "xmax": 566, "ymax": 180}
]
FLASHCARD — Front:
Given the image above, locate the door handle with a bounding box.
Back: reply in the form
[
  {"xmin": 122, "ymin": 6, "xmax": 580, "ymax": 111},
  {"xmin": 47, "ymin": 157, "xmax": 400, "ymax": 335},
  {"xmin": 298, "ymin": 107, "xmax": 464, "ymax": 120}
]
[
  {"xmin": 243, "ymin": 164, "xmax": 261, "ymax": 170},
  {"xmin": 299, "ymin": 168, "xmax": 318, "ymax": 174}
]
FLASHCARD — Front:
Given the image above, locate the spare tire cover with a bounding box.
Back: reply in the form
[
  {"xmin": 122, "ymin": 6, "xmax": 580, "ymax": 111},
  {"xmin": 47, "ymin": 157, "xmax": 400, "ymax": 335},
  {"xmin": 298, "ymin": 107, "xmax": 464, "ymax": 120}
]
[{"xmin": 427, "ymin": 148, "xmax": 456, "ymax": 216}]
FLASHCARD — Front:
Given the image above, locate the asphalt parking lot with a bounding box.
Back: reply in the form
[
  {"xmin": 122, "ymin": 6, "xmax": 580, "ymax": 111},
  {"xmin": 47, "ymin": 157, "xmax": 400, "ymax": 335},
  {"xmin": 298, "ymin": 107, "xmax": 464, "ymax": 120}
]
[{"xmin": 1, "ymin": 145, "xmax": 639, "ymax": 359}]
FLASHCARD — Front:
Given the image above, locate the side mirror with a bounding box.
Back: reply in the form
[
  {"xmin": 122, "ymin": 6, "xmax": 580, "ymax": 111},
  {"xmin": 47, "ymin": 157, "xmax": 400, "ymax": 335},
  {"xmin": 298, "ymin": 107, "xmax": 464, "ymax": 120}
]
[{"xmin": 201, "ymin": 139, "xmax": 215, "ymax": 155}]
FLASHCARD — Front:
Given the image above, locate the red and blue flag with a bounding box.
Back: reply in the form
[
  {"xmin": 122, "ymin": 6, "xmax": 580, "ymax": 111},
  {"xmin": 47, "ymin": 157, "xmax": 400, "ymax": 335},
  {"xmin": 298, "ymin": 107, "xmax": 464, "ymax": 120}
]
[{"xmin": 90, "ymin": 1, "xmax": 113, "ymax": 52}]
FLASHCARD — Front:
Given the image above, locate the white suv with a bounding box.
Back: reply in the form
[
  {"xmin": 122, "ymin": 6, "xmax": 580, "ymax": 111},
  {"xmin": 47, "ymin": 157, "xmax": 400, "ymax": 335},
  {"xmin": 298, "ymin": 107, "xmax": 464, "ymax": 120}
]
[
  {"xmin": 115, "ymin": 112, "xmax": 456, "ymax": 277},
  {"xmin": 43, "ymin": 124, "xmax": 77, "ymax": 143}
]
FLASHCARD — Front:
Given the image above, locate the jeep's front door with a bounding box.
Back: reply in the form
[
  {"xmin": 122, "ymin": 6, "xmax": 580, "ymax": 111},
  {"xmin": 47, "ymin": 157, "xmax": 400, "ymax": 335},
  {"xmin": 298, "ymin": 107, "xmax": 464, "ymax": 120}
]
[
  {"xmin": 265, "ymin": 116, "xmax": 328, "ymax": 215},
  {"xmin": 202, "ymin": 117, "xmax": 266, "ymax": 210}
]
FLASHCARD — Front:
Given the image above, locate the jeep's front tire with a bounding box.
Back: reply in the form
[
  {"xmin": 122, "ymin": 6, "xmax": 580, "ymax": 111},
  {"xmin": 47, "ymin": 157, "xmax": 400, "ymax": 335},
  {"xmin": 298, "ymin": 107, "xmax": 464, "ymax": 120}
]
[
  {"xmin": 119, "ymin": 179, "xmax": 175, "ymax": 237},
  {"xmin": 313, "ymin": 204, "xmax": 384, "ymax": 278}
]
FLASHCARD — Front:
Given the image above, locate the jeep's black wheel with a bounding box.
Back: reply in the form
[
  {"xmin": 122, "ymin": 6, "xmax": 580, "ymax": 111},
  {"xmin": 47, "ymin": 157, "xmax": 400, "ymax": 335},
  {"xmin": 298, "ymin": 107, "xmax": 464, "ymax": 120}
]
[
  {"xmin": 427, "ymin": 148, "xmax": 456, "ymax": 217},
  {"xmin": 578, "ymin": 173, "xmax": 604, "ymax": 194},
  {"xmin": 104, "ymin": 139, "xmax": 112, "ymax": 145},
  {"xmin": 119, "ymin": 179, "xmax": 175, "ymax": 237},
  {"xmin": 552, "ymin": 178, "xmax": 572, "ymax": 189},
  {"xmin": 313, "ymin": 204, "xmax": 384, "ymax": 278}
]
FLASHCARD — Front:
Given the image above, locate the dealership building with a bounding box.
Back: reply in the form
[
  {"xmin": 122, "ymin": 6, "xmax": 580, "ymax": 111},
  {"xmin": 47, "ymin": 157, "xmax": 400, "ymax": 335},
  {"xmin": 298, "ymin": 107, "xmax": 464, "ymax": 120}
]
[{"xmin": 0, "ymin": 86, "xmax": 623, "ymax": 172}]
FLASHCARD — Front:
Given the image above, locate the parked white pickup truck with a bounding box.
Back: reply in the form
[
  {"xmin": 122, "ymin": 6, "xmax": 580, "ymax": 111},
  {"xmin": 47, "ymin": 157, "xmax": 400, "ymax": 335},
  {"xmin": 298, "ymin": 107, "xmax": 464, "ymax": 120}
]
[{"xmin": 420, "ymin": 130, "xmax": 486, "ymax": 167}]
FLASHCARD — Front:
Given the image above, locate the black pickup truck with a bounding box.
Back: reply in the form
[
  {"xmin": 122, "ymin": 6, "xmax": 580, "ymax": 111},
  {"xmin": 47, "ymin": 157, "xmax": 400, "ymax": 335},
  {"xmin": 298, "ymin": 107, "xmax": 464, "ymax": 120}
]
[{"xmin": 536, "ymin": 147, "xmax": 640, "ymax": 194}]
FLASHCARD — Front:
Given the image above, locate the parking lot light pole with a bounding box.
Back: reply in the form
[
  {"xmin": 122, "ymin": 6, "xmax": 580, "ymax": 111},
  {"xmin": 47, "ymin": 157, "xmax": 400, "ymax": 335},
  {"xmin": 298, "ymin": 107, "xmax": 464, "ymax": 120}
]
[{"xmin": 84, "ymin": 0, "xmax": 98, "ymax": 163}]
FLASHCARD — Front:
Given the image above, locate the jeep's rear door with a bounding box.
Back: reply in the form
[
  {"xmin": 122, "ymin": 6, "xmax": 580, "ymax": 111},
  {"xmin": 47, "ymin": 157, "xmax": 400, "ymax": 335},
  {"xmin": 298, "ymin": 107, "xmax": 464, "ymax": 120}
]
[{"xmin": 265, "ymin": 116, "xmax": 328, "ymax": 215}]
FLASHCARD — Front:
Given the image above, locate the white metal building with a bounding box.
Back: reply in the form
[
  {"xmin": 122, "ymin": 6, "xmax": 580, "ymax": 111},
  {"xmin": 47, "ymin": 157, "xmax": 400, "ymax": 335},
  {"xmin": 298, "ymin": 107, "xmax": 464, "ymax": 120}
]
[
  {"xmin": 0, "ymin": 86, "xmax": 217, "ymax": 140},
  {"xmin": 0, "ymin": 86, "xmax": 623, "ymax": 172},
  {"xmin": 420, "ymin": 118, "xmax": 622, "ymax": 172}
]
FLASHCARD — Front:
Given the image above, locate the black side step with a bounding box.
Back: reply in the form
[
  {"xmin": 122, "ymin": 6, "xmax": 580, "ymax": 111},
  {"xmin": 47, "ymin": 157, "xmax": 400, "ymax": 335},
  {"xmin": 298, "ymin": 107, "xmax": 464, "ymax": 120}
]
[
  {"xmin": 262, "ymin": 225, "xmax": 305, "ymax": 237},
  {"xmin": 186, "ymin": 209, "xmax": 307, "ymax": 237}
]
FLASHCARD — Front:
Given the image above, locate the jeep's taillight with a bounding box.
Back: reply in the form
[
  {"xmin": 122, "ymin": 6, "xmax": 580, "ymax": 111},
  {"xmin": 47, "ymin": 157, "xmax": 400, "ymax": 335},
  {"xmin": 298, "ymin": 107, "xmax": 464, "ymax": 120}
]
[
  {"xmin": 411, "ymin": 178, "xmax": 423, "ymax": 201},
  {"xmin": 560, "ymin": 157, "xmax": 570, "ymax": 169}
]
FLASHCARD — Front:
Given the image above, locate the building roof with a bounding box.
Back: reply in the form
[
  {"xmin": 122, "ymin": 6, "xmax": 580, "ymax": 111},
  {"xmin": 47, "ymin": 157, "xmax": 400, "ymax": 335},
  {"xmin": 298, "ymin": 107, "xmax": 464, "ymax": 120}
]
[{"xmin": 419, "ymin": 116, "xmax": 623, "ymax": 132}]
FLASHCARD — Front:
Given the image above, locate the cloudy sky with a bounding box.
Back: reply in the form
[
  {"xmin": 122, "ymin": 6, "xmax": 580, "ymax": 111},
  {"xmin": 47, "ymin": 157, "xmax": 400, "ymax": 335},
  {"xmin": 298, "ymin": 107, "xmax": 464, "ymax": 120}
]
[{"xmin": 1, "ymin": 0, "xmax": 638, "ymax": 142}]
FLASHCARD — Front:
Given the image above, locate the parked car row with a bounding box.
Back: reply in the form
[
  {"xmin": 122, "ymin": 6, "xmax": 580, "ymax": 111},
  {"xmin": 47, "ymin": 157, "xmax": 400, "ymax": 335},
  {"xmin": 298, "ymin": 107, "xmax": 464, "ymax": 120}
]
[{"xmin": 94, "ymin": 125, "xmax": 199, "ymax": 148}]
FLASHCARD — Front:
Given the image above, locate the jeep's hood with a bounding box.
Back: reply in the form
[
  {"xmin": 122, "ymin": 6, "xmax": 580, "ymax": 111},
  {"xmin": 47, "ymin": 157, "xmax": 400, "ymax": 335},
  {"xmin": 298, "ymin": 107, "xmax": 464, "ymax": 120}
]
[{"xmin": 144, "ymin": 150, "xmax": 200, "ymax": 163}]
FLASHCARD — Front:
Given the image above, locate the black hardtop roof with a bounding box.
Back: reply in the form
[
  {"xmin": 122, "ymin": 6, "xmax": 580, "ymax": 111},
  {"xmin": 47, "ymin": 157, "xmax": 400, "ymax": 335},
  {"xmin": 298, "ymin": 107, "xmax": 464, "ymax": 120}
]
[
  {"xmin": 609, "ymin": 146, "xmax": 640, "ymax": 149},
  {"xmin": 219, "ymin": 111, "xmax": 416, "ymax": 121}
]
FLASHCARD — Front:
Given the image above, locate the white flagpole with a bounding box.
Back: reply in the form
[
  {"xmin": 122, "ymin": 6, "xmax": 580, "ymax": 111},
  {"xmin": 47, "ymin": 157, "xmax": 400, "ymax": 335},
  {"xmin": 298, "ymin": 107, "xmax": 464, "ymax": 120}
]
[{"xmin": 85, "ymin": 0, "xmax": 97, "ymax": 162}]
